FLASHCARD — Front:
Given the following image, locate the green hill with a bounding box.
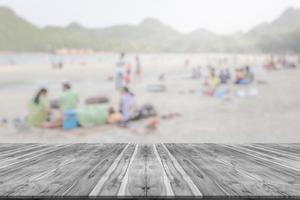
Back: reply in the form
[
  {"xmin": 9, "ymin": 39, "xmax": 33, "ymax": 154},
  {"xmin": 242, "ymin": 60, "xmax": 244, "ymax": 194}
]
[
  {"xmin": 0, "ymin": 6, "xmax": 300, "ymax": 53},
  {"xmin": 0, "ymin": 7, "xmax": 45, "ymax": 51}
]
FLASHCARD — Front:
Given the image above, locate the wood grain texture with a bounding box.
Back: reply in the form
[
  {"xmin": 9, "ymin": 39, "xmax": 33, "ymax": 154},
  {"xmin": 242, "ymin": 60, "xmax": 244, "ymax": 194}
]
[
  {"xmin": 0, "ymin": 143, "xmax": 299, "ymax": 197},
  {"xmin": 156, "ymin": 144, "xmax": 198, "ymax": 196},
  {"xmin": 97, "ymin": 144, "xmax": 136, "ymax": 196},
  {"xmin": 125, "ymin": 144, "xmax": 167, "ymax": 196},
  {"xmin": 170, "ymin": 144, "xmax": 284, "ymax": 196},
  {"xmin": 202, "ymin": 144, "xmax": 300, "ymax": 196}
]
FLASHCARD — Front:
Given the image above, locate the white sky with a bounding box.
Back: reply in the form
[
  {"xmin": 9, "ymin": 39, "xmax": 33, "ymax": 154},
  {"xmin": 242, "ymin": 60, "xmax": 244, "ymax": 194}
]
[{"xmin": 0, "ymin": 0, "xmax": 300, "ymax": 35}]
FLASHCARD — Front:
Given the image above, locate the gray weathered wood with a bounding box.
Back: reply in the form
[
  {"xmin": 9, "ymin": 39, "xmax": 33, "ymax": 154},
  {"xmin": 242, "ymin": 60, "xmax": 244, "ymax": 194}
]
[
  {"xmin": 125, "ymin": 145, "xmax": 166, "ymax": 196},
  {"xmin": 0, "ymin": 143, "xmax": 299, "ymax": 197}
]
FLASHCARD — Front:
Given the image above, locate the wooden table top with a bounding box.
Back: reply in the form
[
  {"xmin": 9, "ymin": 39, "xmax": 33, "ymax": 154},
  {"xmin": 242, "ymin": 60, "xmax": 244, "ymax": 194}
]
[{"xmin": 0, "ymin": 143, "xmax": 299, "ymax": 198}]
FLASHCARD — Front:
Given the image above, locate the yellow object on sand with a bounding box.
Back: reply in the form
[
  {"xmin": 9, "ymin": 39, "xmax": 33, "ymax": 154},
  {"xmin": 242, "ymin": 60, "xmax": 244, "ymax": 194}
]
[{"xmin": 208, "ymin": 76, "xmax": 220, "ymax": 90}]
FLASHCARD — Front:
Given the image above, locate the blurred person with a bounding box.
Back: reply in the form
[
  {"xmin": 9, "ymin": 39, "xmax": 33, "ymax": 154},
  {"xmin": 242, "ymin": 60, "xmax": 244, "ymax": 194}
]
[
  {"xmin": 244, "ymin": 66, "xmax": 254, "ymax": 82},
  {"xmin": 27, "ymin": 88, "xmax": 50, "ymax": 127},
  {"xmin": 58, "ymin": 61, "xmax": 64, "ymax": 69},
  {"xmin": 202, "ymin": 65, "xmax": 211, "ymax": 82},
  {"xmin": 225, "ymin": 68, "xmax": 231, "ymax": 81},
  {"xmin": 158, "ymin": 73, "xmax": 165, "ymax": 81},
  {"xmin": 59, "ymin": 82, "xmax": 79, "ymax": 111},
  {"xmin": 219, "ymin": 69, "xmax": 226, "ymax": 84},
  {"xmin": 38, "ymin": 83, "xmax": 79, "ymax": 129},
  {"xmin": 264, "ymin": 56, "xmax": 277, "ymax": 70},
  {"xmin": 135, "ymin": 56, "xmax": 142, "ymax": 81},
  {"xmin": 184, "ymin": 58, "xmax": 190, "ymax": 70},
  {"xmin": 124, "ymin": 63, "xmax": 132, "ymax": 85},
  {"xmin": 192, "ymin": 66, "xmax": 201, "ymax": 79},
  {"xmin": 205, "ymin": 70, "xmax": 220, "ymax": 96},
  {"xmin": 235, "ymin": 66, "xmax": 254, "ymax": 85},
  {"xmin": 115, "ymin": 52, "xmax": 126, "ymax": 90},
  {"xmin": 219, "ymin": 68, "xmax": 231, "ymax": 84},
  {"xmin": 234, "ymin": 68, "xmax": 244, "ymax": 84},
  {"xmin": 119, "ymin": 87, "xmax": 137, "ymax": 122}
]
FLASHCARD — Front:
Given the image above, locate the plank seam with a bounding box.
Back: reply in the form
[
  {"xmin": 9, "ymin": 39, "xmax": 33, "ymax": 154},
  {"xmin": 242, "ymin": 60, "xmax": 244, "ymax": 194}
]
[
  {"xmin": 0, "ymin": 144, "xmax": 72, "ymax": 171},
  {"xmin": 223, "ymin": 144, "xmax": 300, "ymax": 173},
  {"xmin": 89, "ymin": 143, "xmax": 130, "ymax": 196},
  {"xmin": 161, "ymin": 144, "xmax": 203, "ymax": 197},
  {"xmin": 153, "ymin": 144, "xmax": 174, "ymax": 196},
  {"xmin": 117, "ymin": 144, "xmax": 139, "ymax": 196}
]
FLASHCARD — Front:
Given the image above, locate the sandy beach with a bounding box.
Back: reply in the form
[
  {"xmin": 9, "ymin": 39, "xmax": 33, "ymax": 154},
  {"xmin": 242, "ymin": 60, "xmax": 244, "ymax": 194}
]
[{"xmin": 0, "ymin": 53, "xmax": 299, "ymax": 143}]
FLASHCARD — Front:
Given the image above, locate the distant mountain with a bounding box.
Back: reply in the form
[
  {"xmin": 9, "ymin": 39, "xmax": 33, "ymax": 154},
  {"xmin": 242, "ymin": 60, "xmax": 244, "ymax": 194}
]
[
  {"xmin": 0, "ymin": 7, "xmax": 44, "ymax": 51},
  {"xmin": 0, "ymin": 6, "xmax": 300, "ymax": 53},
  {"xmin": 249, "ymin": 8, "xmax": 300, "ymax": 36},
  {"xmin": 246, "ymin": 7, "xmax": 300, "ymax": 53}
]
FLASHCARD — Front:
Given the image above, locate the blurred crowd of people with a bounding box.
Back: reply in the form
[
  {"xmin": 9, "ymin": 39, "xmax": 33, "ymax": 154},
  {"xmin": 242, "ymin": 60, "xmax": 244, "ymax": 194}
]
[
  {"xmin": 26, "ymin": 84, "xmax": 157, "ymax": 131},
  {"xmin": 2, "ymin": 53, "xmax": 299, "ymax": 132},
  {"xmin": 189, "ymin": 54, "xmax": 300, "ymax": 97}
]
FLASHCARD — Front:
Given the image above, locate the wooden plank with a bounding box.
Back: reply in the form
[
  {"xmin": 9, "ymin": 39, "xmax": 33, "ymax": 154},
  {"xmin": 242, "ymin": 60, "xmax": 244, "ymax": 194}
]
[
  {"xmin": 33, "ymin": 144, "xmax": 125, "ymax": 196},
  {"xmin": 0, "ymin": 144, "xmax": 71, "ymax": 172},
  {"xmin": 234, "ymin": 144, "xmax": 300, "ymax": 171},
  {"xmin": 89, "ymin": 143, "xmax": 132, "ymax": 196},
  {"xmin": 0, "ymin": 144, "xmax": 40, "ymax": 154},
  {"xmin": 117, "ymin": 144, "xmax": 139, "ymax": 196},
  {"xmin": 0, "ymin": 144, "xmax": 51, "ymax": 160},
  {"xmin": 0, "ymin": 144, "xmax": 24, "ymax": 151},
  {"xmin": 157, "ymin": 144, "xmax": 199, "ymax": 196},
  {"xmin": 0, "ymin": 143, "xmax": 299, "ymax": 197},
  {"xmin": 165, "ymin": 144, "xmax": 228, "ymax": 196},
  {"xmin": 254, "ymin": 144, "xmax": 300, "ymax": 156},
  {"xmin": 250, "ymin": 144, "xmax": 300, "ymax": 161},
  {"xmin": 178, "ymin": 144, "xmax": 287, "ymax": 196},
  {"xmin": 202, "ymin": 144, "xmax": 300, "ymax": 196},
  {"xmin": 0, "ymin": 144, "xmax": 123, "ymax": 196},
  {"xmin": 97, "ymin": 144, "xmax": 137, "ymax": 196},
  {"xmin": 223, "ymin": 144, "xmax": 300, "ymax": 175},
  {"xmin": 0, "ymin": 144, "xmax": 85, "ymax": 195},
  {"xmin": 125, "ymin": 145, "xmax": 167, "ymax": 196},
  {"xmin": 0, "ymin": 144, "xmax": 65, "ymax": 168},
  {"xmin": 61, "ymin": 143, "xmax": 127, "ymax": 196},
  {"xmin": 152, "ymin": 144, "xmax": 174, "ymax": 196},
  {"xmin": 170, "ymin": 144, "xmax": 247, "ymax": 195}
]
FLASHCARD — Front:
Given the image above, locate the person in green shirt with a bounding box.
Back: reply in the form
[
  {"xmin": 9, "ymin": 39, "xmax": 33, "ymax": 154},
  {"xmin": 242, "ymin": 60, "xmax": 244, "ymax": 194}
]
[
  {"xmin": 27, "ymin": 88, "xmax": 50, "ymax": 127},
  {"xmin": 59, "ymin": 83, "xmax": 79, "ymax": 111}
]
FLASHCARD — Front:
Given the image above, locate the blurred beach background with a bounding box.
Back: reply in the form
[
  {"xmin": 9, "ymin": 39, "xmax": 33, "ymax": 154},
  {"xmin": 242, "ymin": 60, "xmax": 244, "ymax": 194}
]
[
  {"xmin": 0, "ymin": 0, "xmax": 300, "ymax": 143},
  {"xmin": 1, "ymin": 53, "xmax": 300, "ymax": 143}
]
